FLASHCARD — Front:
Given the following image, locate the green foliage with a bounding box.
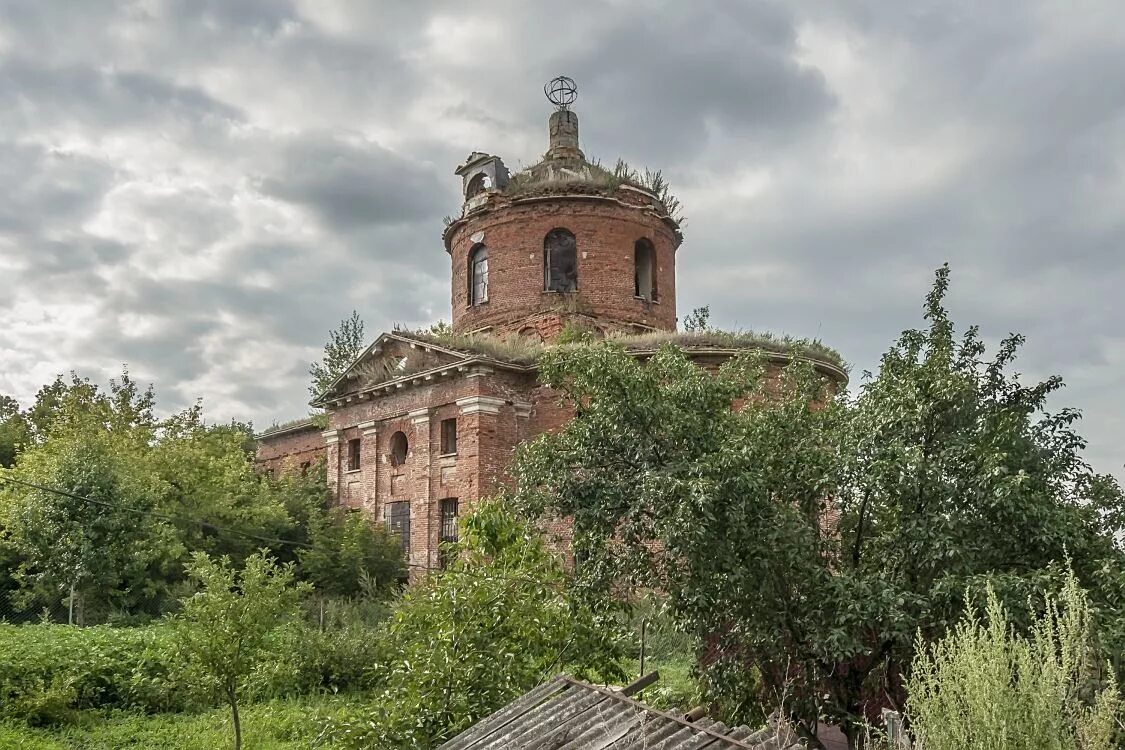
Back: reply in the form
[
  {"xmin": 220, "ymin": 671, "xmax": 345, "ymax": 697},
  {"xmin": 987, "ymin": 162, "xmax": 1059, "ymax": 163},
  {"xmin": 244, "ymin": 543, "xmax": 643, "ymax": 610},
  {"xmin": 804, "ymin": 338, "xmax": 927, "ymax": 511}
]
[
  {"xmin": 0, "ymin": 618, "xmax": 385, "ymax": 727},
  {"xmin": 298, "ymin": 509, "xmax": 405, "ymax": 598},
  {"xmin": 0, "ymin": 395, "xmax": 30, "ymax": 468},
  {"xmin": 0, "ymin": 696, "xmax": 359, "ymax": 750},
  {"xmin": 309, "ymin": 311, "xmax": 366, "ymax": 401},
  {"xmin": 555, "ymin": 322, "xmax": 598, "ymax": 345},
  {"xmin": 0, "ymin": 421, "xmax": 179, "ymax": 623},
  {"xmin": 0, "ymin": 368, "xmax": 374, "ymax": 623},
  {"xmin": 324, "ymin": 501, "xmax": 628, "ymax": 749},
  {"xmin": 173, "ymin": 552, "xmax": 309, "ymax": 750},
  {"xmin": 906, "ymin": 572, "xmax": 1121, "ymax": 750},
  {"xmin": 510, "ymin": 266, "xmax": 1125, "ymax": 743},
  {"xmin": 681, "ymin": 305, "xmax": 711, "ymax": 332},
  {"xmin": 424, "ymin": 319, "xmax": 452, "ymax": 336},
  {"xmin": 0, "ymin": 624, "xmax": 197, "ymax": 722},
  {"xmin": 608, "ymin": 327, "xmax": 844, "ymax": 369}
]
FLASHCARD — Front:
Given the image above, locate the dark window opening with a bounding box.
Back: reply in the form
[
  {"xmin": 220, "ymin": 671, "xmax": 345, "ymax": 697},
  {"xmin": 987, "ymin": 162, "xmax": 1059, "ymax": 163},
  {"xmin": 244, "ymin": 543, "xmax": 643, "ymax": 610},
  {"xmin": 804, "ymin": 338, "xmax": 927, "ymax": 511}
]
[
  {"xmin": 439, "ymin": 498, "xmax": 458, "ymax": 568},
  {"xmin": 389, "ymin": 431, "xmax": 408, "ymax": 467},
  {"xmin": 544, "ymin": 228, "xmax": 578, "ymax": 292},
  {"xmin": 634, "ymin": 238, "xmax": 657, "ymax": 301},
  {"xmin": 346, "ymin": 438, "xmax": 361, "ymax": 471},
  {"xmin": 300, "ymin": 461, "xmax": 311, "ymax": 476},
  {"xmin": 469, "ymin": 244, "xmax": 489, "ymax": 305},
  {"xmin": 385, "ymin": 501, "xmax": 411, "ymax": 558},
  {"xmin": 440, "ymin": 418, "xmax": 457, "ymax": 455}
]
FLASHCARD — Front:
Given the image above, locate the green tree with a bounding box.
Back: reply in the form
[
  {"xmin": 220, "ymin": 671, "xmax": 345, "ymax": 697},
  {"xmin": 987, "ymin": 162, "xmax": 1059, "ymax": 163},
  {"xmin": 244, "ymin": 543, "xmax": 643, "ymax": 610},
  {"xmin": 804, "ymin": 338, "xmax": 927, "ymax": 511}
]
[
  {"xmin": 906, "ymin": 571, "xmax": 1120, "ymax": 750},
  {"xmin": 681, "ymin": 304, "xmax": 711, "ymax": 332},
  {"xmin": 327, "ymin": 501, "xmax": 627, "ymax": 749},
  {"xmin": 0, "ymin": 395, "xmax": 30, "ymax": 468},
  {"xmin": 512, "ymin": 267, "xmax": 1125, "ymax": 747},
  {"xmin": 298, "ymin": 508, "xmax": 405, "ymax": 599},
  {"xmin": 309, "ymin": 311, "xmax": 366, "ymax": 401},
  {"xmin": 173, "ymin": 551, "xmax": 309, "ymax": 750},
  {"xmin": 0, "ymin": 424, "xmax": 178, "ymax": 623}
]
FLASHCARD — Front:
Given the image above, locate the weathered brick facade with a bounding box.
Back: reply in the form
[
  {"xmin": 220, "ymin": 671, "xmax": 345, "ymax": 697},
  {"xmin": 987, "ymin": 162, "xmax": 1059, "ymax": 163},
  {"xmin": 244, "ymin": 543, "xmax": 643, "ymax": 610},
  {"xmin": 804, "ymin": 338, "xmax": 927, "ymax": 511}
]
[{"xmin": 256, "ymin": 95, "xmax": 843, "ymax": 575}]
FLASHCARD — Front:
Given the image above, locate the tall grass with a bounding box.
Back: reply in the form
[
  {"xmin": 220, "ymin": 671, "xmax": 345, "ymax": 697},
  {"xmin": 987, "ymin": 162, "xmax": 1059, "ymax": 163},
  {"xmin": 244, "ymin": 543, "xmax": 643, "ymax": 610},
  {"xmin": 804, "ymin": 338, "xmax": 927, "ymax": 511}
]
[{"xmin": 906, "ymin": 573, "xmax": 1120, "ymax": 750}]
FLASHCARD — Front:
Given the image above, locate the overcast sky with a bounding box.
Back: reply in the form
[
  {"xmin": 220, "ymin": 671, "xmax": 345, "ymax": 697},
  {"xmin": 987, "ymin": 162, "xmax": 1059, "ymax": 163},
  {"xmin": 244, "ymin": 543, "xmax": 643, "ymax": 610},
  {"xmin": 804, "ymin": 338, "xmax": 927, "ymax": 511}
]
[{"xmin": 1, "ymin": 1, "xmax": 1123, "ymax": 479}]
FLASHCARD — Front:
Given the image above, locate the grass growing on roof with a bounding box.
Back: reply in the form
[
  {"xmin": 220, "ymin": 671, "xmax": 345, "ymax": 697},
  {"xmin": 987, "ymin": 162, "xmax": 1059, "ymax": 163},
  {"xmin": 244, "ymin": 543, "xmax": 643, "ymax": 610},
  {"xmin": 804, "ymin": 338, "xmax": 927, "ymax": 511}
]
[
  {"xmin": 606, "ymin": 330, "xmax": 846, "ymax": 370},
  {"xmin": 402, "ymin": 327, "xmax": 844, "ymax": 371},
  {"xmin": 259, "ymin": 413, "xmax": 327, "ymax": 436}
]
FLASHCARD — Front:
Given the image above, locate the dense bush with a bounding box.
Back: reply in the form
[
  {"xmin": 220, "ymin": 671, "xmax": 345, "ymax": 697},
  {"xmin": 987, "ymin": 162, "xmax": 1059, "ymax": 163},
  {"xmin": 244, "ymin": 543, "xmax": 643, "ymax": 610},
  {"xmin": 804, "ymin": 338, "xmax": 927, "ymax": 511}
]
[
  {"xmin": 0, "ymin": 619, "xmax": 385, "ymax": 725},
  {"xmin": 0, "ymin": 624, "xmax": 189, "ymax": 723},
  {"xmin": 324, "ymin": 501, "xmax": 628, "ymax": 749}
]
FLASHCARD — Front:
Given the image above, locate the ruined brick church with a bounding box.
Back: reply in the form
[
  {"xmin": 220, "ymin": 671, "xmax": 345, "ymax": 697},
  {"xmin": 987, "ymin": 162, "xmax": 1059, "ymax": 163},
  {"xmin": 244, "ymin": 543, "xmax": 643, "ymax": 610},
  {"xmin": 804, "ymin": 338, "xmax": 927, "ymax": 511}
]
[{"xmin": 257, "ymin": 80, "xmax": 845, "ymax": 572}]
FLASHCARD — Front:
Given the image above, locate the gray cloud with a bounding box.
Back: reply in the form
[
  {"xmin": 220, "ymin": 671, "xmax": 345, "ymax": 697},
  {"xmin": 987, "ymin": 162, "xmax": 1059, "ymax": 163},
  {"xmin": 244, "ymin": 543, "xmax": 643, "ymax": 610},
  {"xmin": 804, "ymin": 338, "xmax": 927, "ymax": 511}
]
[
  {"xmin": 0, "ymin": 0, "xmax": 1121, "ymax": 478},
  {"xmin": 257, "ymin": 134, "xmax": 452, "ymax": 229}
]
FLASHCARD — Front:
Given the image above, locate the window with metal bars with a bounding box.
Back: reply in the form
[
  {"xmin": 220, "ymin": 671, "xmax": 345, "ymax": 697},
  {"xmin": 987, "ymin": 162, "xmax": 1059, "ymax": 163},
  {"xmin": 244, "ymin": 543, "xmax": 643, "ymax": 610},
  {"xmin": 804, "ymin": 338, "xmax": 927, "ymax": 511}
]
[
  {"xmin": 439, "ymin": 498, "xmax": 458, "ymax": 568},
  {"xmin": 384, "ymin": 501, "xmax": 410, "ymax": 558}
]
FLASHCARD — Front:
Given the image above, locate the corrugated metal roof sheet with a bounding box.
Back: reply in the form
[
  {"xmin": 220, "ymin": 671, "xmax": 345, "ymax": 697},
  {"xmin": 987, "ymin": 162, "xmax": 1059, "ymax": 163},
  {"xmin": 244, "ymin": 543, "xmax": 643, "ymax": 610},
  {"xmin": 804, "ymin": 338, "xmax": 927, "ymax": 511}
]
[{"xmin": 439, "ymin": 675, "xmax": 804, "ymax": 750}]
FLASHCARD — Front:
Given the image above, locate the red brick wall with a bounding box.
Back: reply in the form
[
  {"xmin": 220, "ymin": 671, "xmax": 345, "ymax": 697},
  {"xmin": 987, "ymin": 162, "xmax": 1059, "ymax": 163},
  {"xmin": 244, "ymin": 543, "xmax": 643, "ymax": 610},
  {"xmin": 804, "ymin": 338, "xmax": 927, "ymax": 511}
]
[
  {"xmin": 447, "ymin": 196, "xmax": 679, "ymax": 339},
  {"xmin": 319, "ymin": 368, "xmax": 540, "ymax": 576},
  {"xmin": 255, "ymin": 425, "xmax": 326, "ymax": 476}
]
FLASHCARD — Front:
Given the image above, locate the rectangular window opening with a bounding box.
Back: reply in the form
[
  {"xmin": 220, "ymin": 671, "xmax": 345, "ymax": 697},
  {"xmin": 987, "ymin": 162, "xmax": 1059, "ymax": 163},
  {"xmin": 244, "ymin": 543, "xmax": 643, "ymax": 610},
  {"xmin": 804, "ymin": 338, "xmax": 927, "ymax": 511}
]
[
  {"xmin": 346, "ymin": 438, "xmax": 361, "ymax": 471},
  {"xmin": 440, "ymin": 418, "xmax": 458, "ymax": 455},
  {"xmin": 439, "ymin": 498, "xmax": 458, "ymax": 568},
  {"xmin": 385, "ymin": 501, "xmax": 411, "ymax": 558}
]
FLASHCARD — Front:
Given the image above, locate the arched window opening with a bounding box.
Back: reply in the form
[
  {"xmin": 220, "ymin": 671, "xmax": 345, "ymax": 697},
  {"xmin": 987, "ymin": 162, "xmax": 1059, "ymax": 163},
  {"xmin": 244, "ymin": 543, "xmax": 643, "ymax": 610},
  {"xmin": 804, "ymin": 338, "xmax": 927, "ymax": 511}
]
[
  {"xmin": 389, "ymin": 431, "xmax": 409, "ymax": 467},
  {"xmin": 465, "ymin": 173, "xmax": 492, "ymax": 198},
  {"xmin": 634, "ymin": 238, "xmax": 657, "ymax": 301},
  {"xmin": 544, "ymin": 228, "xmax": 578, "ymax": 292},
  {"xmin": 469, "ymin": 244, "xmax": 488, "ymax": 305}
]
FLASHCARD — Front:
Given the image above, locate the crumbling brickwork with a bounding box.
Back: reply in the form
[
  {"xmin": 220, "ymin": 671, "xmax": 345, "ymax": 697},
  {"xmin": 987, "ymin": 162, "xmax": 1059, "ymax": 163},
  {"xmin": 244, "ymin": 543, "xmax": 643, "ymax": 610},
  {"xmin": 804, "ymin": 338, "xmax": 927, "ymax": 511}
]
[
  {"xmin": 447, "ymin": 195, "xmax": 679, "ymax": 339},
  {"xmin": 256, "ymin": 96, "xmax": 844, "ymax": 578}
]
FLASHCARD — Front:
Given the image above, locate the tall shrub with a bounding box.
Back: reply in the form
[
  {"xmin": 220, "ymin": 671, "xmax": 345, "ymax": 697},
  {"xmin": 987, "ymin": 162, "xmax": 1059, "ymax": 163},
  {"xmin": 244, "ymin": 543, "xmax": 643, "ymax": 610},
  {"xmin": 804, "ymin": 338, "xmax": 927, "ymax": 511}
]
[
  {"xmin": 906, "ymin": 572, "xmax": 1120, "ymax": 750},
  {"xmin": 325, "ymin": 501, "xmax": 627, "ymax": 749}
]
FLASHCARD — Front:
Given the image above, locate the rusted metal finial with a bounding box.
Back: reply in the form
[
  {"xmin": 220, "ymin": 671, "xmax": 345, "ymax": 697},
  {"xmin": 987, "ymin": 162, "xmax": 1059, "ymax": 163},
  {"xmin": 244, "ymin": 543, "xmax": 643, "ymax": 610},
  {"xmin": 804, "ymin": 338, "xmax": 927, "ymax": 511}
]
[{"xmin": 544, "ymin": 75, "xmax": 578, "ymax": 110}]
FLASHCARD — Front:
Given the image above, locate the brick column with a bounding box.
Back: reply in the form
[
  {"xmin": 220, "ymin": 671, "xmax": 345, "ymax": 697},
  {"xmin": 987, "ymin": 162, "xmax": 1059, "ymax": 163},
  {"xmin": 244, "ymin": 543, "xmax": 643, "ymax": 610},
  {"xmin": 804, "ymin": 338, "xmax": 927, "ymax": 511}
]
[
  {"xmin": 455, "ymin": 396, "xmax": 506, "ymax": 506},
  {"xmin": 408, "ymin": 408, "xmax": 432, "ymax": 572},
  {"xmin": 322, "ymin": 429, "xmax": 342, "ymax": 501},
  {"xmin": 358, "ymin": 420, "xmax": 378, "ymax": 514}
]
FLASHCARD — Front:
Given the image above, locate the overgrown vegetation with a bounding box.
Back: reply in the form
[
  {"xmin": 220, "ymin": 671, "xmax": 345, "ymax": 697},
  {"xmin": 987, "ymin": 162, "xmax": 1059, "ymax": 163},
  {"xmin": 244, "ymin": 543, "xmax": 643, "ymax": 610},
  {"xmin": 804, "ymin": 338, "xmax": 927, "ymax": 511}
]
[
  {"xmin": 309, "ymin": 310, "xmax": 366, "ymax": 401},
  {"xmin": 404, "ymin": 324, "xmax": 845, "ymax": 371},
  {"xmin": 0, "ymin": 697, "xmax": 358, "ymax": 750},
  {"xmin": 0, "ymin": 371, "xmax": 403, "ymax": 624},
  {"xmin": 511, "ymin": 265, "xmax": 1125, "ymax": 747},
  {"xmin": 501, "ymin": 156, "xmax": 685, "ymax": 225},
  {"xmin": 323, "ymin": 501, "xmax": 627, "ymax": 749},
  {"xmin": 906, "ymin": 571, "xmax": 1121, "ymax": 750},
  {"xmin": 173, "ymin": 552, "xmax": 310, "ymax": 750}
]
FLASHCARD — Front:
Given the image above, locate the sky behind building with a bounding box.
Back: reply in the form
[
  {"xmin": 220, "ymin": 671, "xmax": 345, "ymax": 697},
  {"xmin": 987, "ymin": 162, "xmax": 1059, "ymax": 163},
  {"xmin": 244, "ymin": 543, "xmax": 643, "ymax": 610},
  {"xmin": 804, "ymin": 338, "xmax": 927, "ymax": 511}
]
[{"xmin": 1, "ymin": 1, "xmax": 1123, "ymax": 479}]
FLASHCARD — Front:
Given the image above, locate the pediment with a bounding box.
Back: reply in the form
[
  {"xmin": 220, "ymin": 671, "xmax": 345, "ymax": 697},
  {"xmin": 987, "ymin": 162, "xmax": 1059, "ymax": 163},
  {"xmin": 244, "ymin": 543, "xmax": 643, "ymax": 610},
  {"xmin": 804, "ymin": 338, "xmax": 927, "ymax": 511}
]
[{"xmin": 314, "ymin": 333, "xmax": 471, "ymax": 404}]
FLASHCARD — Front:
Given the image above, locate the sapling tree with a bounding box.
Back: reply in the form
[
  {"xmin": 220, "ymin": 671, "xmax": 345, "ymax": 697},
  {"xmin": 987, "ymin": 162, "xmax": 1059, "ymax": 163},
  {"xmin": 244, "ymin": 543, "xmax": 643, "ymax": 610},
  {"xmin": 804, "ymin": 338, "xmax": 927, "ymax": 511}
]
[
  {"xmin": 174, "ymin": 551, "xmax": 310, "ymax": 750},
  {"xmin": 309, "ymin": 311, "xmax": 366, "ymax": 400}
]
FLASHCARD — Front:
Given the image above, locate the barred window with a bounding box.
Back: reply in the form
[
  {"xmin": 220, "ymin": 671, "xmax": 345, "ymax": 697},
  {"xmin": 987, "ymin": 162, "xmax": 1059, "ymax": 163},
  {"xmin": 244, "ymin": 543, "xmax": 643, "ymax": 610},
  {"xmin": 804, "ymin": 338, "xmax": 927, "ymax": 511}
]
[
  {"xmin": 385, "ymin": 501, "xmax": 410, "ymax": 558},
  {"xmin": 439, "ymin": 498, "xmax": 458, "ymax": 568}
]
